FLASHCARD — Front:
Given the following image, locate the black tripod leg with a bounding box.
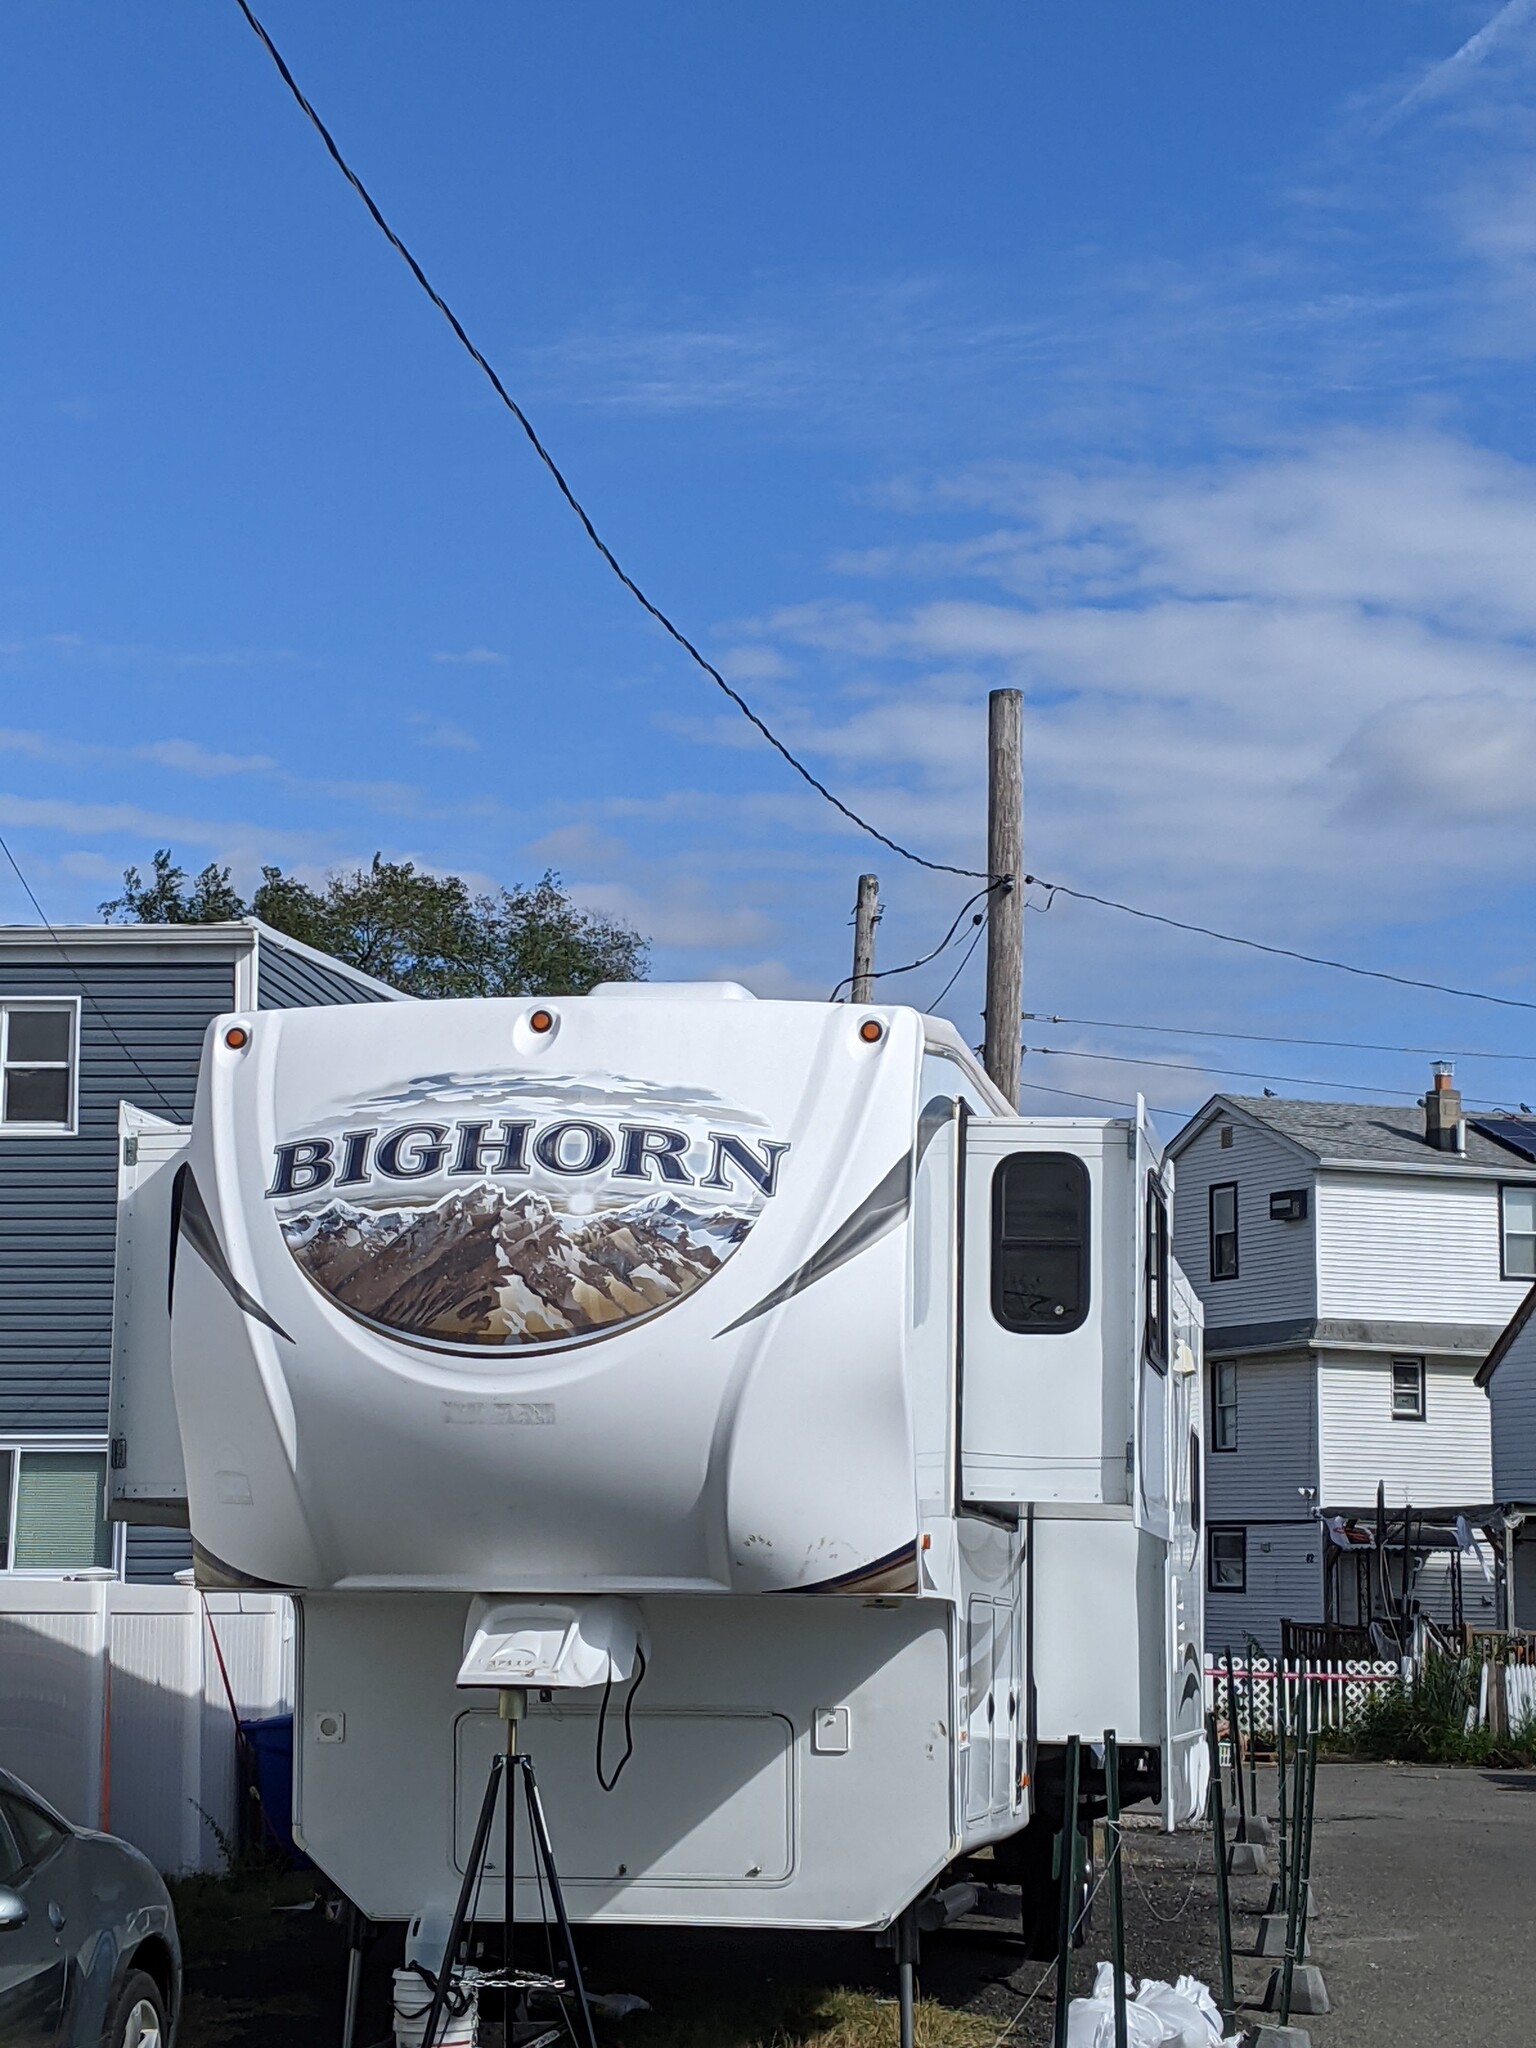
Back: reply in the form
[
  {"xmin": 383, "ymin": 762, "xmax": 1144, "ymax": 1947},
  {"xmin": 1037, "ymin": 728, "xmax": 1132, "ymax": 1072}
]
[
  {"xmin": 424, "ymin": 1754, "xmax": 503, "ymax": 2048},
  {"xmin": 519, "ymin": 1757, "xmax": 600, "ymax": 2048}
]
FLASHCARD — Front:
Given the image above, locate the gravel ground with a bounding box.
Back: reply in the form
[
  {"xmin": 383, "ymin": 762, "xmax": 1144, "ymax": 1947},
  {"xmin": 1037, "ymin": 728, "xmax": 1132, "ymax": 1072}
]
[{"xmin": 184, "ymin": 1764, "xmax": 1536, "ymax": 2045}]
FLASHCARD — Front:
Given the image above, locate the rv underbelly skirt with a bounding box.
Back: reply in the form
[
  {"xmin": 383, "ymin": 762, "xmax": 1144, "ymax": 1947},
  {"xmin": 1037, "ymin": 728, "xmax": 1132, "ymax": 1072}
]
[{"xmin": 292, "ymin": 1591, "xmax": 958, "ymax": 1930}]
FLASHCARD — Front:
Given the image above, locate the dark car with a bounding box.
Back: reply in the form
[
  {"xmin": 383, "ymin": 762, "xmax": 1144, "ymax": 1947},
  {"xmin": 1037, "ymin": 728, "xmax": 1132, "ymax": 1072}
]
[{"xmin": 0, "ymin": 1766, "xmax": 181, "ymax": 2046}]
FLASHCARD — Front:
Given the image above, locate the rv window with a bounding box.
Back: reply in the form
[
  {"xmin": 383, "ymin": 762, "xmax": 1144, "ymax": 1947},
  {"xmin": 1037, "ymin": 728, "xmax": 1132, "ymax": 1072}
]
[
  {"xmin": 1144, "ymin": 1175, "xmax": 1169, "ymax": 1371},
  {"xmin": 1209, "ymin": 1182, "xmax": 1238, "ymax": 1282},
  {"xmin": 1208, "ymin": 1527, "xmax": 1245, "ymax": 1592},
  {"xmin": 991, "ymin": 1152, "xmax": 1090, "ymax": 1334}
]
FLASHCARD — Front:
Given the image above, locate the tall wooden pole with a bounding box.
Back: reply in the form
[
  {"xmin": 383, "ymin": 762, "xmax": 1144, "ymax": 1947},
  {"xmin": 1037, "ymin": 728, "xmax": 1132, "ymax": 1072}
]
[
  {"xmin": 851, "ymin": 873, "xmax": 880, "ymax": 1005},
  {"xmin": 984, "ymin": 687, "xmax": 1023, "ymax": 1106}
]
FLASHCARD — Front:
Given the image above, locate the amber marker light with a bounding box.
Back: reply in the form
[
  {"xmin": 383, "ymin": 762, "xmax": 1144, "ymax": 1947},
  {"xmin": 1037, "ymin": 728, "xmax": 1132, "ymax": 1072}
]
[
  {"xmin": 858, "ymin": 1019, "xmax": 884, "ymax": 1043},
  {"xmin": 529, "ymin": 1009, "xmax": 555, "ymax": 1034},
  {"xmin": 224, "ymin": 1026, "xmax": 250, "ymax": 1050}
]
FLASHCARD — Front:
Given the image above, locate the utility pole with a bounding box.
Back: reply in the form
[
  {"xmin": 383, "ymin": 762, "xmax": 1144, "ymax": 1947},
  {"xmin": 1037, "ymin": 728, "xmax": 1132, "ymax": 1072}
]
[
  {"xmin": 983, "ymin": 687, "xmax": 1023, "ymax": 1106},
  {"xmin": 851, "ymin": 873, "xmax": 880, "ymax": 1004}
]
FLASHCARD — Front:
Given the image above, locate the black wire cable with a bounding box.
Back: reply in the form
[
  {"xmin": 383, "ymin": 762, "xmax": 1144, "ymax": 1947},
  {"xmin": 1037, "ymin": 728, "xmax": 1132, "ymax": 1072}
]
[
  {"xmin": 1028, "ymin": 877, "xmax": 1536, "ymax": 1013},
  {"xmin": 229, "ymin": 0, "xmax": 986, "ymax": 882},
  {"xmin": 0, "ymin": 831, "xmax": 181, "ymax": 1121},
  {"xmin": 595, "ymin": 1645, "xmax": 646, "ymax": 1793},
  {"xmin": 828, "ymin": 881, "xmax": 1005, "ymax": 1001},
  {"xmin": 1023, "ymin": 1013, "xmax": 1536, "ymax": 1065},
  {"xmin": 1024, "ymin": 1041, "xmax": 1508, "ymax": 1107},
  {"xmin": 926, "ymin": 909, "xmax": 989, "ymax": 1012},
  {"xmin": 1015, "ymin": 1076, "xmax": 1183, "ymax": 1117}
]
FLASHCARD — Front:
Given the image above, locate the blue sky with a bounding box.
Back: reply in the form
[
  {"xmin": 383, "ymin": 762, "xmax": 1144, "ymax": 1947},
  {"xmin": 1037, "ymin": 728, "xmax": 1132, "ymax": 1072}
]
[{"xmin": 6, "ymin": 1, "xmax": 1536, "ymax": 1128}]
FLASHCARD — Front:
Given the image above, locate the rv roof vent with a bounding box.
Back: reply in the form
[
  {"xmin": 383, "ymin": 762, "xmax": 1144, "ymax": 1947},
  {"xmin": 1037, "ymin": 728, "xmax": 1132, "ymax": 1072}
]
[{"xmin": 589, "ymin": 981, "xmax": 756, "ymax": 1001}]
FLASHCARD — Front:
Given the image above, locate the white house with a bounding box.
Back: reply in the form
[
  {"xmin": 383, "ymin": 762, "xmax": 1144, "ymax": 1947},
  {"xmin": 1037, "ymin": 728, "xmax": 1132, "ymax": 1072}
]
[{"xmin": 1169, "ymin": 1068, "xmax": 1532, "ymax": 1650}]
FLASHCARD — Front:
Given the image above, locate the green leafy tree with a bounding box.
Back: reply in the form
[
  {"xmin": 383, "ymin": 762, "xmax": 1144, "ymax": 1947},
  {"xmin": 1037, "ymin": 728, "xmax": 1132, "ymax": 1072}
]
[
  {"xmin": 100, "ymin": 848, "xmax": 246, "ymax": 924},
  {"xmin": 101, "ymin": 848, "xmax": 646, "ymax": 998}
]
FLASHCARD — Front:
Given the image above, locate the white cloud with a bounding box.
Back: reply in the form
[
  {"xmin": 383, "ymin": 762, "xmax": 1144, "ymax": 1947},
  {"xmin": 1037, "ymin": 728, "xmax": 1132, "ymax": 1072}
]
[{"xmin": 431, "ymin": 646, "xmax": 508, "ymax": 666}]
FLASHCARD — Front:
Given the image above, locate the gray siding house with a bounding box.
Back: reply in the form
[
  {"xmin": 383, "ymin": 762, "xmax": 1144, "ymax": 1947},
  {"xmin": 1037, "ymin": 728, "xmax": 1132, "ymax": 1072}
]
[
  {"xmin": 1475, "ymin": 1279, "xmax": 1536, "ymax": 1629},
  {"xmin": 1170, "ymin": 1070, "xmax": 1531, "ymax": 1650},
  {"xmin": 0, "ymin": 921, "xmax": 402, "ymax": 1585}
]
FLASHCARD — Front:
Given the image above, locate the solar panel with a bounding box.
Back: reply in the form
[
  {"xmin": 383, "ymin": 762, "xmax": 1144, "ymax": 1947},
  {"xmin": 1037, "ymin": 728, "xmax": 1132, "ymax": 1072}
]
[{"xmin": 1471, "ymin": 1116, "xmax": 1536, "ymax": 1164}]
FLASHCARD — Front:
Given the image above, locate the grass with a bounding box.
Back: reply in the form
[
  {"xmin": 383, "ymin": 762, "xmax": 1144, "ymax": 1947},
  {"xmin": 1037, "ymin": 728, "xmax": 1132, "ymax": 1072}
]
[
  {"xmin": 1333, "ymin": 1651, "xmax": 1536, "ymax": 1767},
  {"xmin": 615, "ymin": 1986, "xmax": 1000, "ymax": 2048}
]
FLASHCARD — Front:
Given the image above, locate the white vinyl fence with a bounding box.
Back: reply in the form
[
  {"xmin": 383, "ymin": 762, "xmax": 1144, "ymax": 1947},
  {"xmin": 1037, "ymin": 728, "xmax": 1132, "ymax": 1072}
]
[
  {"xmin": 1204, "ymin": 1656, "xmax": 1401, "ymax": 1737},
  {"xmin": 0, "ymin": 1576, "xmax": 293, "ymax": 1873}
]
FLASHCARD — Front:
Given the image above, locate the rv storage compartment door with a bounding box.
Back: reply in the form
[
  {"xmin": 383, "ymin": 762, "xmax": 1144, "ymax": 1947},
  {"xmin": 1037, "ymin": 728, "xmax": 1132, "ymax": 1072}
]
[
  {"xmin": 108, "ymin": 1104, "xmax": 191, "ymax": 1526},
  {"xmin": 960, "ymin": 1122, "xmax": 1130, "ymax": 1508}
]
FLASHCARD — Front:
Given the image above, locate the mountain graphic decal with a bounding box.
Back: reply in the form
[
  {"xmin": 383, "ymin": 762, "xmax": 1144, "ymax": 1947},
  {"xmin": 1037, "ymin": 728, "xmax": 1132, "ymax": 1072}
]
[{"xmin": 268, "ymin": 1069, "xmax": 782, "ymax": 1354}]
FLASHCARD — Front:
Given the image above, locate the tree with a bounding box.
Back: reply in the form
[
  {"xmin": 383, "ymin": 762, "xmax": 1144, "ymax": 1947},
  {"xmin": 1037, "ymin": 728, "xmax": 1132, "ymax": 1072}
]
[
  {"xmin": 101, "ymin": 849, "xmax": 647, "ymax": 998},
  {"xmin": 100, "ymin": 848, "xmax": 246, "ymax": 924}
]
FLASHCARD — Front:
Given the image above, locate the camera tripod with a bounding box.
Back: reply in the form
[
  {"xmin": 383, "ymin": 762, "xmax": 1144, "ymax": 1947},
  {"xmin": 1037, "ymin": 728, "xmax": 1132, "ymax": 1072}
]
[{"xmin": 420, "ymin": 1689, "xmax": 599, "ymax": 2048}]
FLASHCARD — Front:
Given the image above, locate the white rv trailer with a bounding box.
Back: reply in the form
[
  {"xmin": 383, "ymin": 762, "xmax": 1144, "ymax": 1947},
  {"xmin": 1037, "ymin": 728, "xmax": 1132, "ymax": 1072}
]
[{"xmin": 109, "ymin": 984, "xmax": 1205, "ymax": 1944}]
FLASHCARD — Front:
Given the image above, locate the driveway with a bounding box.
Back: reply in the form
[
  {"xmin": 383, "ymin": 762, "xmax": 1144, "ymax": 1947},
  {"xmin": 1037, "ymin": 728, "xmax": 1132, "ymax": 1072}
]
[{"xmin": 1304, "ymin": 1762, "xmax": 1536, "ymax": 2048}]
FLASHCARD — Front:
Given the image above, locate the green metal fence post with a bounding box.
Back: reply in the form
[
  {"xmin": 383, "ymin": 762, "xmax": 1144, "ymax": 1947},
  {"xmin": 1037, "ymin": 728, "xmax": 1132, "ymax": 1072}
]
[
  {"xmin": 1052, "ymin": 1736, "xmax": 1082, "ymax": 2048},
  {"xmin": 1104, "ymin": 1730, "xmax": 1128, "ymax": 2048},
  {"xmin": 1206, "ymin": 1712, "xmax": 1237, "ymax": 2035}
]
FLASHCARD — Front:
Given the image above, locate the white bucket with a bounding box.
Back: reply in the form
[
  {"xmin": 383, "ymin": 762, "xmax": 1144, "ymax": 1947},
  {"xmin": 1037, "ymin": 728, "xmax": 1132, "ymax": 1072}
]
[{"xmin": 392, "ymin": 1966, "xmax": 479, "ymax": 2048}]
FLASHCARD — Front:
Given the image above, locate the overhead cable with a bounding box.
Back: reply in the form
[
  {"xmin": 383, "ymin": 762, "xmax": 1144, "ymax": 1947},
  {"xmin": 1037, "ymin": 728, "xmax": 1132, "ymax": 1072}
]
[
  {"xmin": 229, "ymin": 0, "xmax": 987, "ymax": 881},
  {"xmin": 1028, "ymin": 879, "xmax": 1536, "ymax": 1013},
  {"xmin": 0, "ymin": 832, "xmax": 181, "ymax": 1121},
  {"xmin": 1023, "ymin": 1014, "xmax": 1536, "ymax": 1065},
  {"xmin": 828, "ymin": 883, "xmax": 1000, "ymax": 1001},
  {"xmin": 927, "ymin": 910, "xmax": 989, "ymax": 1012},
  {"xmin": 1024, "ymin": 1042, "xmax": 1508, "ymax": 1107}
]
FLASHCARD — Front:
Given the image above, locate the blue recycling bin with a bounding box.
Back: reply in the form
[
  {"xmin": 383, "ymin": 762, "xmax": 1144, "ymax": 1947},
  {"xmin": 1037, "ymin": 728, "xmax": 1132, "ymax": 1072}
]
[{"xmin": 239, "ymin": 1712, "xmax": 310, "ymax": 1865}]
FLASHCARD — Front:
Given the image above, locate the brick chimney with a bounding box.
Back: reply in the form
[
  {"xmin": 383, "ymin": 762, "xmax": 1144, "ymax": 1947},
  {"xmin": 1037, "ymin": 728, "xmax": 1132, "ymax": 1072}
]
[{"xmin": 1423, "ymin": 1061, "xmax": 1464, "ymax": 1153}]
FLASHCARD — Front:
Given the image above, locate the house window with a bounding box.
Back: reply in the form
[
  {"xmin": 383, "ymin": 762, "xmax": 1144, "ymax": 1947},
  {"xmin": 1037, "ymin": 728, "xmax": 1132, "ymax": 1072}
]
[
  {"xmin": 1209, "ymin": 1182, "xmax": 1238, "ymax": 1281},
  {"xmin": 1502, "ymin": 1185, "xmax": 1536, "ymax": 1280},
  {"xmin": 0, "ymin": 999, "xmax": 78, "ymax": 1134},
  {"xmin": 0, "ymin": 1447, "xmax": 112, "ymax": 1573},
  {"xmin": 991, "ymin": 1152, "xmax": 1090, "ymax": 1334},
  {"xmin": 1212, "ymin": 1361, "xmax": 1238, "ymax": 1451},
  {"xmin": 1391, "ymin": 1358, "xmax": 1426, "ymax": 1422},
  {"xmin": 1208, "ymin": 1526, "xmax": 1246, "ymax": 1592},
  {"xmin": 1144, "ymin": 1175, "xmax": 1169, "ymax": 1372}
]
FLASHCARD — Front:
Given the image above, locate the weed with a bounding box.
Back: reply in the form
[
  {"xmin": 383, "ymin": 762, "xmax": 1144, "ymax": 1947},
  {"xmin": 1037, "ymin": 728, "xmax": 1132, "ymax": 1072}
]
[{"xmin": 1339, "ymin": 1653, "xmax": 1536, "ymax": 1767}]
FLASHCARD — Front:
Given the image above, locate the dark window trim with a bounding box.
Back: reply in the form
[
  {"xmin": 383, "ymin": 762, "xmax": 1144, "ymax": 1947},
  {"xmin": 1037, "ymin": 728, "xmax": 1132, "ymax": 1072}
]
[
  {"xmin": 1390, "ymin": 1355, "xmax": 1427, "ymax": 1423},
  {"xmin": 1211, "ymin": 1359, "xmax": 1238, "ymax": 1453},
  {"xmin": 1208, "ymin": 1524, "xmax": 1247, "ymax": 1594},
  {"xmin": 1499, "ymin": 1182, "xmax": 1536, "ymax": 1283},
  {"xmin": 1144, "ymin": 1172, "xmax": 1169, "ymax": 1373},
  {"xmin": 1209, "ymin": 1180, "xmax": 1239, "ymax": 1283},
  {"xmin": 990, "ymin": 1151, "xmax": 1091, "ymax": 1336}
]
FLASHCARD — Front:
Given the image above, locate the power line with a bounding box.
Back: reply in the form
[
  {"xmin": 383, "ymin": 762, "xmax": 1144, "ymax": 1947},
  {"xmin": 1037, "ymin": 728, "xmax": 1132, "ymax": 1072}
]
[
  {"xmin": 230, "ymin": 0, "xmax": 986, "ymax": 883},
  {"xmin": 0, "ymin": 833, "xmax": 181, "ymax": 1121},
  {"xmin": 1016, "ymin": 1076, "xmax": 1182, "ymax": 1117},
  {"xmin": 828, "ymin": 884, "xmax": 999, "ymax": 1001},
  {"xmin": 927, "ymin": 909, "xmax": 989, "ymax": 1012},
  {"xmin": 1029, "ymin": 878, "xmax": 1536, "ymax": 1013},
  {"xmin": 1023, "ymin": 1041, "xmax": 1512, "ymax": 1107},
  {"xmin": 1024, "ymin": 1013, "xmax": 1536, "ymax": 1065}
]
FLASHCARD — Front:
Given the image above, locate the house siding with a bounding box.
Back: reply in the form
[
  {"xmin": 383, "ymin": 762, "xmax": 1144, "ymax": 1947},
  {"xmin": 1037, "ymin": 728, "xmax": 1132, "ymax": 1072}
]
[
  {"xmin": 1488, "ymin": 1319, "xmax": 1536, "ymax": 1501},
  {"xmin": 1171, "ymin": 1117, "xmax": 1315, "ymax": 1331},
  {"xmin": 257, "ymin": 942, "xmax": 394, "ymax": 1011},
  {"xmin": 124, "ymin": 1524, "xmax": 193, "ymax": 1584},
  {"xmin": 1317, "ymin": 1351, "xmax": 1492, "ymax": 1506},
  {"xmin": 1206, "ymin": 1520, "xmax": 1321, "ymax": 1656},
  {"xmin": 0, "ymin": 957, "xmax": 232, "ymax": 1433},
  {"xmin": 1315, "ymin": 1172, "xmax": 1528, "ymax": 1327},
  {"xmin": 1205, "ymin": 1351, "xmax": 1318, "ymax": 1521}
]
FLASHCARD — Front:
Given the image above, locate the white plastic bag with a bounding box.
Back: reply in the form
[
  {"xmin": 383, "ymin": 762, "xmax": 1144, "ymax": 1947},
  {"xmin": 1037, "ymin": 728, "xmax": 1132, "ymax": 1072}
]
[
  {"xmin": 1134, "ymin": 1977, "xmax": 1218, "ymax": 2048},
  {"xmin": 1065, "ymin": 1966, "xmax": 1176, "ymax": 2047}
]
